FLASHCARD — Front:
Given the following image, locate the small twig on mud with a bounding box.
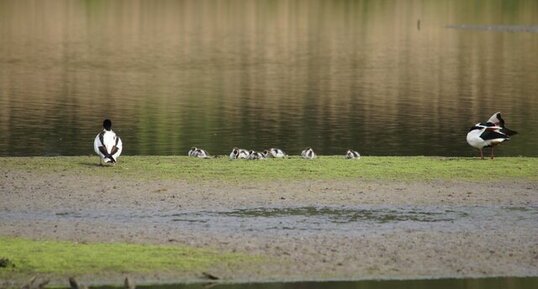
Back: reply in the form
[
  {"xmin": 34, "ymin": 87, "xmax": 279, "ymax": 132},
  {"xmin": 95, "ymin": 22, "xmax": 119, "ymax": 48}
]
[{"xmin": 201, "ymin": 272, "xmax": 220, "ymax": 280}]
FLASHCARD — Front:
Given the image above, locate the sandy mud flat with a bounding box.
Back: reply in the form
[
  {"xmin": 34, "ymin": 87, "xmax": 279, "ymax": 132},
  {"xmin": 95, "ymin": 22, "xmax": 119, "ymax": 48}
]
[{"xmin": 1, "ymin": 169, "xmax": 537, "ymax": 285}]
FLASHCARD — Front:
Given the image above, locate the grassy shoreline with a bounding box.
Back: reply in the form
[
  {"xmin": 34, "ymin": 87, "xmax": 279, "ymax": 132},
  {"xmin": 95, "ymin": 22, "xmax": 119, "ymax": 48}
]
[
  {"xmin": 0, "ymin": 236, "xmax": 261, "ymax": 285},
  {"xmin": 1, "ymin": 156, "xmax": 537, "ymax": 182}
]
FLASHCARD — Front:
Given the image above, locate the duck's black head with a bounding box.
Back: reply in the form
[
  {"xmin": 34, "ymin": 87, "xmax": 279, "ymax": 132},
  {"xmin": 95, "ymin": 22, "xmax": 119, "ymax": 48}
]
[{"xmin": 103, "ymin": 119, "xmax": 112, "ymax": 131}]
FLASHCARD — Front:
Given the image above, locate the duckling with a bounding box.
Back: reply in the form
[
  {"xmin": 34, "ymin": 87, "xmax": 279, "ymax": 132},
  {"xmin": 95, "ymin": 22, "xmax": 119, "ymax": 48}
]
[
  {"xmin": 265, "ymin": 148, "xmax": 287, "ymax": 158},
  {"xmin": 301, "ymin": 147, "xmax": 316, "ymax": 159},
  {"xmin": 188, "ymin": 147, "xmax": 199, "ymax": 157},
  {"xmin": 248, "ymin": 150, "xmax": 265, "ymax": 160},
  {"xmin": 345, "ymin": 149, "xmax": 361, "ymax": 159},
  {"xmin": 188, "ymin": 147, "xmax": 210, "ymax": 158},
  {"xmin": 195, "ymin": 148, "xmax": 210, "ymax": 158},
  {"xmin": 229, "ymin": 147, "xmax": 249, "ymax": 159}
]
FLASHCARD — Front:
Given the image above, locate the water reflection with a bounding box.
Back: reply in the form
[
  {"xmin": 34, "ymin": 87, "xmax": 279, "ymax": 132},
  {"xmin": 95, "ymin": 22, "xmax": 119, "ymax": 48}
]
[{"xmin": 1, "ymin": 0, "xmax": 537, "ymax": 156}]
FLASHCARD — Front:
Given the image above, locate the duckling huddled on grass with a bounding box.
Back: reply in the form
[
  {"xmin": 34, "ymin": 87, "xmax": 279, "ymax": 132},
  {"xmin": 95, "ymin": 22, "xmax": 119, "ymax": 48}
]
[
  {"xmin": 229, "ymin": 147, "xmax": 250, "ymax": 159},
  {"xmin": 301, "ymin": 147, "xmax": 316, "ymax": 159},
  {"xmin": 345, "ymin": 149, "xmax": 361, "ymax": 159},
  {"xmin": 264, "ymin": 148, "xmax": 287, "ymax": 158},
  {"xmin": 188, "ymin": 147, "xmax": 210, "ymax": 158},
  {"xmin": 248, "ymin": 150, "xmax": 266, "ymax": 160}
]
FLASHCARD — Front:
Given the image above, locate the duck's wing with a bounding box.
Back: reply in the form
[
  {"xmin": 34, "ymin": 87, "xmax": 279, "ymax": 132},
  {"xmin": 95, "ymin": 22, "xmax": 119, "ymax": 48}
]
[
  {"xmin": 94, "ymin": 131, "xmax": 109, "ymax": 157},
  {"xmin": 480, "ymin": 127, "xmax": 510, "ymax": 141},
  {"xmin": 500, "ymin": 127, "xmax": 517, "ymax": 136},
  {"xmin": 110, "ymin": 135, "xmax": 122, "ymax": 160},
  {"xmin": 487, "ymin": 112, "xmax": 504, "ymax": 126},
  {"xmin": 486, "ymin": 112, "xmax": 518, "ymax": 136},
  {"xmin": 94, "ymin": 134, "xmax": 102, "ymax": 155}
]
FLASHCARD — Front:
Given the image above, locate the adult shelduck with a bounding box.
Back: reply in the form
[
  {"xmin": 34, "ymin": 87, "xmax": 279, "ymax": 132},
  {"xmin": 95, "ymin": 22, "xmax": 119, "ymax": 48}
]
[
  {"xmin": 301, "ymin": 147, "xmax": 316, "ymax": 159},
  {"xmin": 345, "ymin": 149, "xmax": 361, "ymax": 159},
  {"xmin": 94, "ymin": 119, "xmax": 123, "ymax": 165},
  {"xmin": 466, "ymin": 112, "xmax": 517, "ymax": 159}
]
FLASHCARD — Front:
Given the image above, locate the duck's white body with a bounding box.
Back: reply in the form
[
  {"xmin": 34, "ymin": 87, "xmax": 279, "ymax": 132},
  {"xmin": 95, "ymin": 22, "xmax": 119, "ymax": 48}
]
[
  {"xmin": 466, "ymin": 112, "xmax": 517, "ymax": 159},
  {"xmin": 94, "ymin": 129, "xmax": 122, "ymax": 164},
  {"xmin": 466, "ymin": 126, "xmax": 508, "ymax": 149},
  {"xmin": 345, "ymin": 149, "xmax": 361, "ymax": 159},
  {"xmin": 301, "ymin": 147, "xmax": 316, "ymax": 159},
  {"xmin": 229, "ymin": 147, "xmax": 249, "ymax": 159}
]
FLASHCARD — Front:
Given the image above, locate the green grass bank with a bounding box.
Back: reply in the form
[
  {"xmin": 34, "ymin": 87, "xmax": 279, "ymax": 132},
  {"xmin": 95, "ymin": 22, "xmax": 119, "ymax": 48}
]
[
  {"xmin": 1, "ymin": 156, "xmax": 537, "ymax": 182},
  {"xmin": 0, "ymin": 237, "xmax": 258, "ymax": 282}
]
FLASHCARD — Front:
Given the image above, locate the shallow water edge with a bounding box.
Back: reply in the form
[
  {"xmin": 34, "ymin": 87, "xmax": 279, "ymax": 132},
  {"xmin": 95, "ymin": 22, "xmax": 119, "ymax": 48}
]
[{"xmin": 83, "ymin": 276, "xmax": 538, "ymax": 289}]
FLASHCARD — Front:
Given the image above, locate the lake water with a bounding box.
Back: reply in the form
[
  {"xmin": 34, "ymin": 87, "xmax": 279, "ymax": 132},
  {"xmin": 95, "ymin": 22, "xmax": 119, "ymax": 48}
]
[{"xmin": 1, "ymin": 0, "xmax": 537, "ymax": 157}]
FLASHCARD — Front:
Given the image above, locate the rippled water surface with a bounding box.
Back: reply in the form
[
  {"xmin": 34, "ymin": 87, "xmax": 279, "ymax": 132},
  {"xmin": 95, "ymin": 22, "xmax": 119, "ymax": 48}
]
[{"xmin": 1, "ymin": 0, "xmax": 537, "ymax": 156}]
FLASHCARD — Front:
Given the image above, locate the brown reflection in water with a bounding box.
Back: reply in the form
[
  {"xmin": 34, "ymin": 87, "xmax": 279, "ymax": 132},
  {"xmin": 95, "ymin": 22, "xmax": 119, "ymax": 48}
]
[{"xmin": 1, "ymin": 0, "xmax": 537, "ymax": 156}]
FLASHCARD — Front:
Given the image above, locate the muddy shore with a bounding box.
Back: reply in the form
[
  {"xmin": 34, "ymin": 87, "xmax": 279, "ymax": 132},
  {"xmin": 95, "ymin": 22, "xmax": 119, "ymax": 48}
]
[{"xmin": 1, "ymin": 168, "xmax": 537, "ymax": 285}]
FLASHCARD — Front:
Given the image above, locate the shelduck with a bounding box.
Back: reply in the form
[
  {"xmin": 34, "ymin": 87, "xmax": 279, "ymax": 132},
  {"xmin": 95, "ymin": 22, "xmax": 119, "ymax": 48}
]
[
  {"xmin": 94, "ymin": 119, "xmax": 123, "ymax": 165},
  {"xmin": 466, "ymin": 112, "xmax": 517, "ymax": 159}
]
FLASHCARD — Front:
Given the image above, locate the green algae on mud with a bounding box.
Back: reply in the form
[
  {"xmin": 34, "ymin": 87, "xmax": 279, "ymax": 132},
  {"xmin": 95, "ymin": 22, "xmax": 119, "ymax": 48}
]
[
  {"xmin": 1, "ymin": 156, "xmax": 537, "ymax": 182},
  {"xmin": 0, "ymin": 237, "xmax": 259, "ymax": 280}
]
